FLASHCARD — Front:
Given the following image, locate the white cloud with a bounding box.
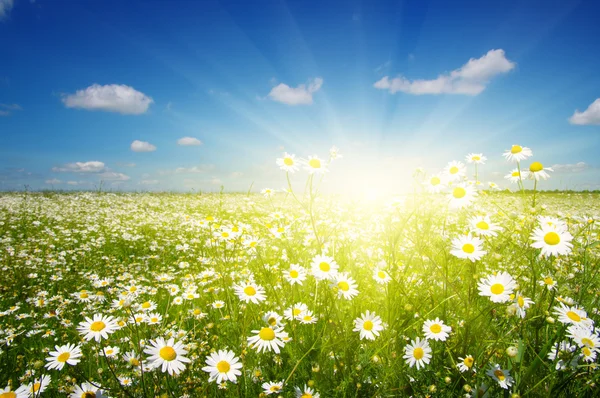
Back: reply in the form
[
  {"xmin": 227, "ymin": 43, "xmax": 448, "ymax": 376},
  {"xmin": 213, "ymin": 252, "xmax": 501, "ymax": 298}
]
[
  {"xmin": 45, "ymin": 179, "xmax": 62, "ymax": 184},
  {"xmin": 52, "ymin": 161, "xmax": 106, "ymax": 173},
  {"xmin": 0, "ymin": 0, "xmax": 14, "ymax": 19},
  {"xmin": 173, "ymin": 164, "xmax": 214, "ymax": 174},
  {"xmin": 177, "ymin": 137, "xmax": 203, "ymax": 146},
  {"xmin": 0, "ymin": 103, "xmax": 22, "ymax": 116},
  {"xmin": 99, "ymin": 171, "xmax": 130, "ymax": 181},
  {"xmin": 131, "ymin": 140, "xmax": 156, "ymax": 152},
  {"xmin": 139, "ymin": 179, "xmax": 159, "ymax": 185},
  {"xmin": 62, "ymin": 84, "xmax": 153, "ymax": 115},
  {"xmin": 551, "ymin": 162, "xmax": 590, "ymax": 173},
  {"xmin": 374, "ymin": 49, "xmax": 515, "ymax": 96},
  {"xmin": 569, "ymin": 99, "xmax": 600, "ymax": 125},
  {"xmin": 268, "ymin": 77, "xmax": 323, "ymax": 105}
]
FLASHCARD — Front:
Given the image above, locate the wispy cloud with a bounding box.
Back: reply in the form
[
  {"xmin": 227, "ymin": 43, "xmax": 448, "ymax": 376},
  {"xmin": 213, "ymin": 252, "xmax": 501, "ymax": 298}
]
[
  {"xmin": 52, "ymin": 161, "xmax": 106, "ymax": 173},
  {"xmin": 551, "ymin": 162, "xmax": 590, "ymax": 173},
  {"xmin": 569, "ymin": 98, "xmax": 600, "ymax": 125},
  {"xmin": 131, "ymin": 140, "xmax": 156, "ymax": 152},
  {"xmin": 177, "ymin": 137, "xmax": 203, "ymax": 146},
  {"xmin": 99, "ymin": 171, "xmax": 130, "ymax": 181},
  {"xmin": 268, "ymin": 77, "xmax": 323, "ymax": 105},
  {"xmin": 374, "ymin": 49, "xmax": 515, "ymax": 95},
  {"xmin": 62, "ymin": 84, "xmax": 153, "ymax": 115},
  {"xmin": 0, "ymin": 0, "xmax": 14, "ymax": 20},
  {"xmin": 0, "ymin": 103, "xmax": 22, "ymax": 117}
]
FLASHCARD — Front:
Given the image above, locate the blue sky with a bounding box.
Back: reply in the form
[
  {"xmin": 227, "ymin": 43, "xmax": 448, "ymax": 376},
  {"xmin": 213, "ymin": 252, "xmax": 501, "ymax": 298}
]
[{"xmin": 1, "ymin": 0, "xmax": 600, "ymax": 193}]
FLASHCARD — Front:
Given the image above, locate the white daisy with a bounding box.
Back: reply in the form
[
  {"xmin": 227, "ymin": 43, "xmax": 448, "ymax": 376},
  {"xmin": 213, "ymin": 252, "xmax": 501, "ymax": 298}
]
[
  {"xmin": 512, "ymin": 292, "xmax": 534, "ymax": 319},
  {"xmin": 373, "ymin": 268, "xmax": 391, "ymax": 285},
  {"xmin": 422, "ymin": 318, "xmax": 452, "ymax": 341},
  {"xmin": 403, "ymin": 337, "xmax": 432, "ymax": 370},
  {"xmin": 77, "ymin": 314, "xmax": 119, "ymax": 342},
  {"xmin": 70, "ymin": 382, "xmax": 108, "ymax": 398},
  {"xmin": 45, "ymin": 343, "xmax": 82, "ymax": 371},
  {"xmin": 25, "ymin": 375, "xmax": 51, "ymax": 397},
  {"xmin": 0, "ymin": 385, "xmax": 28, "ymax": 398},
  {"xmin": 538, "ymin": 274, "xmax": 558, "ymax": 290},
  {"xmin": 294, "ymin": 385, "xmax": 320, "ymax": 398},
  {"xmin": 276, "ymin": 152, "xmax": 300, "ymax": 173},
  {"xmin": 310, "ymin": 254, "xmax": 339, "ymax": 281},
  {"xmin": 528, "ymin": 161, "xmax": 553, "ymax": 180},
  {"xmin": 444, "ymin": 161, "xmax": 466, "ymax": 182},
  {"xmin": 567, "ymin": 325, "xmax": 600, "ymax": 352},
  {"xmin": 486, "ymin": 364, "xmax": 514, "ymax": 389},
  {"xmin": 262, "ymin": 380, "xmax": 284, "ymax": 395},
  {"xmin": 554, "ymin": 303, "xmax": 594, "ymax": 329},
  {"xmin": 457, "ymin": 355, "xmax": 475, "ymax": 373},
  {"xmin": 303, "ymin": 155, "xmax": 328, "ymax": 175},
  {"xmin": 247, "ymin": 326, "xmax": 288, "ymax": 354},
  {"xmin": 233, "ymin": 282, "xmax": 267, "ymax": 304},
  {"xmin": 353, "ymin": 311, "xmax": 384, "ymax": 341},
  {"xmin": 332, "ymin": 272, "xmax": 359, "ymax": 300},
  {"xmin": 448, "ymin": 184, "xmax": 477, "ymax": 209},
  {"xmin": 144, "ymin": 337, "xmax": 191, "ymax": 376},
  {"xmin": 503, "ymin": 145, "xmax": 532, "ymax": 162},
  {"xmin": 530, "ymin": 224, "xmax": 573, "ymax": 257},
  {"xmin": 504, "ymin": 168, "xmax": 528, "ymax": 183},
  {"xmin": 284, "ymin": 303, "xmax": 308, "ymax": 321},
  {"xmin": 466, "ymin": 153, "xmax": 487, "ymax": 164},
  {"xmin": 297, "ymin": 310, "xmax": 318, "ymax": 324},
  {"xmin": 423, "ymin": 174, "xmax": 446, "ymax": 193},
  {"xmin": 477, "ymin": 272, "xmax": 516, "ymax": 303},
  {"xmin": 201, "ymin": 350, "xmax": 243, "ymax": 384},
  {"xmin": 450, "ymin": 234, "xmax": 487, "ymax": 262},
  {"xmin": 469, "ymin": 215, "xmax": 502, "ymax": 237},
  {"xmin": 283, "ymin": 264, "xmax": 307, "ymax": 285}
]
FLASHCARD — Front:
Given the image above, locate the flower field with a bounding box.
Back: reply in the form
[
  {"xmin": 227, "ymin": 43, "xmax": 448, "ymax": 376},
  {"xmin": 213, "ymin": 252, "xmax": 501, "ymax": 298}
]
[{"xmin": 1, "ymin": 148, "xmax": 599, "ymax": 397}]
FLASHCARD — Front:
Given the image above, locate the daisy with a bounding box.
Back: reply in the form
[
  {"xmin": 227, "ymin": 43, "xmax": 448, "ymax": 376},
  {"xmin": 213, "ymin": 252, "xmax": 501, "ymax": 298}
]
[
  {"xmin": 202, "ymin": 350, "xmax": 243, "ymax": 384},
  {"xmin": 233, "ymin": 282, "xmax": 267, "ymax": 304},
  {"xmin": 568, "ymin": 325, "xmax": 600, "ymax": 352},
  {"xmin": 298, "ymin": 310, "xmax": 318, "ymax": 324},
  {"xmin": 422, "ymin": 318, "xmax": 452, "ymax": 341},
  {"xmin": 103, "ymin": 346, "xmax": 120, "ymax": 358},
  {"xmin": 538, "ymin": 274, "xmax": 558, "ymax": 290},
  {"xmin": 469, "ymin": 216, "xmax": 502, "ymax": 237},
  {"xmin": 283, "ymin": 264, "xmax": 307, "ymax": 285},
  {"xmin": 77, "ymin": 314, "xmax": 119, "ymax": 342},
  {"xmin": 581, "ymin": 346, "xmax": 597, "ymax": 362},
  {"xmin": 310, "ymin": 254, "xmax": 339, "ymax": 281},
  {"xmin": 504, "ymin": 168, "xmax": 528, "ymax": 183},
  {"xmin": 353, "ymin": 311, "xmax": 384, "ymax": 341},
  {"xmin": 45, "ymin": 343, "xmax": 82, "ymax": 371},
  {"xmin": 144, "ymin": 337, "xmax": 191, "ymax": 376},
  {"xmin": 262, "ymin": 380, "xmax": 284, "ymax": 395},
  {"xmin": 466, "ymin": 153, "xmax": 487, "ymax": 164},
  {"xmin": 373, "ymin": 268, "xmax": 391, "ymax": 285},
  {"xmin": 145, "ymin": 312, "xmax": 163, "ymax": 325},
  {"xmin": 503, "ymin": 145, "xmax": 532, "ymax": 162},
  {"xmin": 0, "ymin": 385, "xmax": 28, "ymax": 398},
  {"xmin": 329, "ymin": 146, "xmax": 342, "ymax": 159},
  {"xmin": 448, "ymin": 184, "xmax": 477, "ymax": 209},
  {"xmin": 488, "ymin": 181, "xmax": 501, "ymax": 190},
  {"xmin": 528, "ymin": 161, "xmax": 553, "ymax": 180},
  {"xmin": 554, "ymin": 303, "xmax": 594, "ymax": 329},
  {"xmin": 123, "ymin": 351, "xmax": 142, "ymax": 367},
  {"xmin": 284, "ymin": 303, "xmax": 308, "ymax": 321},
  {"xmin": 450, "ymin": 235, "xmax": 486, "ymax": 262},
  {"xmin": 276, "ymin": 152, "xmax": 299, "ymax": 173},
  {"xmin": 530, "ymin": 224, "xmax": 573, "ymax": 257},
  {"xmin": 548, "ymin": 340, "xmax": 577, "ymax": 371},
  {"xmin": 486, "ymin": 364, "xmax": 514, "ymax": 389},
  {"xmin": 25, "ymin": 375, "xmax": 51, "ymax": 396},
  {"xmin": 332, "ymin": 272, "xmax": 359, "ymax": 300},
  {"xmin": 295, "ymin": 385, "xmax": 320, "ymax": 398},
  {"xmin": 261, "ymin": 188, "xmax": 275, "ymax": 198},
  {"xmin": 423, "ymin": 175, "xmax": 446, "ymax": 194},
  {"xmin": 477, "ymin": 272, "xmax": 516, "ymax": 303},
  {"xmin": 247, "ymin": 326, "xmax": 288, "ymax": 354},
  {"xmin": 512, "ymin": 292, "xmax": 534, "ymax": 319},
  {"xmin": 403, "ymin": 337, "xmax": 432, "ymax": 370},
  {"xmin": 457, "ymin": 355, "xmax": 474, "ymax": 373},
  {"xmin": 70, "ymin": 382, "xmax": 108, "ymax": 398},
  {"xmin": 263, "ymin": 311, "xmax": 284, "ymax": 327},
  {"xmin": 303, "ymin": 155, "xmax": 328, "ymax": 175},
  {"xmin": 444, "ymin": 161, "xmax": 466, "ymax": 182}
]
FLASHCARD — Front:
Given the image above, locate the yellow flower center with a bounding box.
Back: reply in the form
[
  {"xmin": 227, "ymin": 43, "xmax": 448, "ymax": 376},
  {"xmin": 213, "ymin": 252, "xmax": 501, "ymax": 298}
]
[
  {"xmin": 462, "ymin": 244, "xmax": 475, "ymax": 254},
  {"xmin": 494, "ymin": 369, "xmax": 506, "ymax": 381},
  {"xmin": 82, "ymin": 392, "xmax": 97, "ymax": 398},
  {"xmin": 430, "ymin": 324, "xmax": 442, "ymax": 334},
  {"xmin": 268, "ymin": 317, "xmax": 277, "ymax": 326},
  {"xmin": 31, "ymin": 383, "xmax": 41, "ymax": 393},
  {"xmin": 303, "ymin": 315, "xmax": 313, "ymax": 322},
  {"xmin": 284, "ymin": 157, "xmax": 294, "ymax": 166},
  {"xmin": 130, "ymin": 358, "xmax": 140, "ymax": 366},
  {"xmin": 57, "ymin": 352, "xmax": 70, "ymax": 362},
  {"xmin": 319, "ymin": 262, "xmax": 330, "ymax": 272},
  {"xmin": 338, "ymin": 281, "xmax": 350, "ymax": 291},
  {"xmin": 309, "ymin": 159, "xmax": 321, "ymax": 169},
  {"xmin": 544, "ymin": 232, "xmax": 560, "ymax": 245},
  {"xmin": 129, "ymin": 286, "xmax": 137, "ymax": 292},
  {"xmin": 301, "ymin": 394, "xmax": 313, "ymax": 398},
  {"xmin": 243, "ymin": 286, "xmax": 256, "ymax": 296},
  {"xmin": 289, "ymin": 270, "xmax": 299, "ymax": 278},
  {"xmin": 518, "ymin": 296, "xmax": 525, "ymax": 308},
  {"xmin": 529, "ymin": 162, "xmax": 543, "ymax": 172},
  {"xmin": 472, "ymin": 156, "xmax": 481, "ymax": 161},
  {"xmin": 476, "ymin": 221, "xmax": 489, "ymax": 230},
  {"xmin": 0, "ymin": 392, "xmax": 17, "ymax": 398},
  {"xmin": 430, "ymin": 177, "xmax": 441, "ymax": 186},
  {"xmin": 80, "ymin": 292, "xmax": 89, "ymax": 299},
  {"xmin": 510, "ymin": 145, "xmax": 522, "ymax": 154},
  {"xmin": 270, "ymin": 386, "xmax": 281, "ymax": 392},
  {"xmin": 377, "ymin": 271, "xmax": 386, "ymax": 279},
  {"xmin": 583, "ymin": 347, "xmax": 592, "ymax": 356},
  {"xmin": 464, "ymin": 357, "xmax": 474, "ymax": 368},
  {"xmin": 142, "ymin": 302, "xmax": 151, "ymax": 309},
  {"xmin": 363, "ymin": 320, "xmax": 373, "ymax": 331},
  {"xmin": 453, "ymin": 187, "xmax": 466, "ymax": 199},
  {"xmin": 566, "ymin": 311, "xmax": 581, "ymax": 322},
  {"xmin": 90, "ymin": 321, "xmax": 106, "ymax": 332},
  {"xmin": 543, "ymin": 277, "xmax": 554, "ymax": 285},
  {"xmin": 293, "ymin": 308, "xmax": 302, "ymax": 316},
  {"xmin": 490, "ymin": 283, "xmax": 504, "ymax": 295},
  {"xmin": 216, "ymin": 360, "xmax": 230, "ymax": 373},
  {"xmin": 222, "ymin": 232, "xmax": 229, "ymax": 238},
  {"xmin": 159, "ymin": 346, "xmax": 177, "ymax": 361},
  {"xmin": 582, "ymin": 338, "xmax": 594, "ymax": 348},
  {"xmin": 511, "ymin": 171, "xmax": 520, "ymax": 177},
  {"xmin": 413, "ymin": 347, "xmax": 424, "ymax": 360},
  {"xmin": 259, "ymin": 327, "xmax": 276, "ymax": 341}
]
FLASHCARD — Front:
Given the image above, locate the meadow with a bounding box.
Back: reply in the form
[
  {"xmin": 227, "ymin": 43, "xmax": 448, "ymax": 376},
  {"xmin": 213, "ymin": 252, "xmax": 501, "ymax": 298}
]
[{"xmin": 0, "ymin": 148, "xmax": 599, "ymax": 397}]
